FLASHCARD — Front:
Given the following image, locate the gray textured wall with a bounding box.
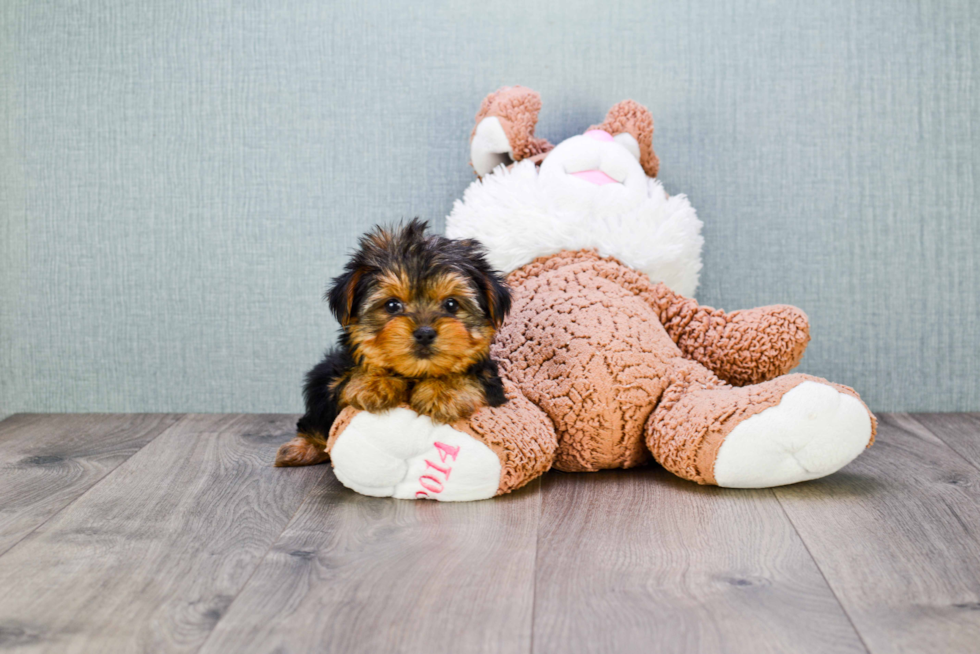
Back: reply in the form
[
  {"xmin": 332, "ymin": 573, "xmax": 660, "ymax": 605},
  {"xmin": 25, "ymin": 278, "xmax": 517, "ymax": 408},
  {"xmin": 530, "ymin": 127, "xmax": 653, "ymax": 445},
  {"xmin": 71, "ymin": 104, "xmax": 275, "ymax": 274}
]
[{"xmin": 2, "ymin": 0, "xmax": 978, "ymax": 416}]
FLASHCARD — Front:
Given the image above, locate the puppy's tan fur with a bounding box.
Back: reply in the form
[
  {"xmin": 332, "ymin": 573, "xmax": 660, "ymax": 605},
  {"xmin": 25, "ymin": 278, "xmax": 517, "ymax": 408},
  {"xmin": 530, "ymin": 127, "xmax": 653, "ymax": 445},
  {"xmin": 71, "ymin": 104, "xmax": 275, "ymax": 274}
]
[{"xmin": 276, "ymin": 220, "xmax": 511, "ymax": 467}]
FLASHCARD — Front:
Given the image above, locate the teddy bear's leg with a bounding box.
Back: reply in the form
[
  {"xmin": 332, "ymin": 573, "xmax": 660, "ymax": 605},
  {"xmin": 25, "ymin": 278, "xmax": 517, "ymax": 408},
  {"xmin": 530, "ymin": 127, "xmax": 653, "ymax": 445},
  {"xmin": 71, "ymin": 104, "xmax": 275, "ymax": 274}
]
[
  {"xmin": 325, "ymin": 381, "xmax": 558, "ymax": 501},
  {"xmin": 645, "ymin": 359, "xmax": 876, "ymax": 488}
]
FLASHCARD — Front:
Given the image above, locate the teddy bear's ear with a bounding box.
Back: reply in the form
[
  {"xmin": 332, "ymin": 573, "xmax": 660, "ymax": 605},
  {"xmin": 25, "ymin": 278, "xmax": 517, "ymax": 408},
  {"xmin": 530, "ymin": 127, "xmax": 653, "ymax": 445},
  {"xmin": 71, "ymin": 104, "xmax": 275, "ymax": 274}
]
[
  {"xmin": 590, "ymin": 100, "xmax": 659, "ymax": 177},
  {"xmin": 470, "ymin": 86, "xmax": 554, "ymax": 177}
]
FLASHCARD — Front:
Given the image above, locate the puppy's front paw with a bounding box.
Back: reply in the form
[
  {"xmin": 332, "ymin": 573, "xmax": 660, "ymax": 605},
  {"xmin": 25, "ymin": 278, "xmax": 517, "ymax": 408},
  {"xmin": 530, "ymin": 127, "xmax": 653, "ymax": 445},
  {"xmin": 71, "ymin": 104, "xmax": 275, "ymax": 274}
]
[
  {"xmin": 342, "ymin": 370, "xmax": 409, "ymax": 413},
  {"xmin": 410, "ymin": 376, "xmax": 483, "ymax": 424}
]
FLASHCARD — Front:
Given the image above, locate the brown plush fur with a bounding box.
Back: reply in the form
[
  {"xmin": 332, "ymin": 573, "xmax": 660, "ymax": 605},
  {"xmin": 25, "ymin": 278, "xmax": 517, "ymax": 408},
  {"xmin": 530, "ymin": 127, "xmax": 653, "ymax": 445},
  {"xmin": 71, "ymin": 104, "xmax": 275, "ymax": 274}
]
[
  {"xmin": 471, "ymin": 86, "xmax": 554, "ymax": 169},
  {"xmin": 589, "ymin": 99, "xmax": 659, "ymax": 178},
  {"xmin": 327, "ymin": 250, "xmax": 876, "ymax": 493}
]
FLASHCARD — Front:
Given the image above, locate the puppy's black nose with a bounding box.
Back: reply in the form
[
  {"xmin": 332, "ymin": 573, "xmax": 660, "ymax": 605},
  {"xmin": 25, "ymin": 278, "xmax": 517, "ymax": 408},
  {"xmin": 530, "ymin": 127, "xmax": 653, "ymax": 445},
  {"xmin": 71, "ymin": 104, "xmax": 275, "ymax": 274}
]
[{"xmin": 413, "ymin": 326, "xmax": 437, "ymax": 346}]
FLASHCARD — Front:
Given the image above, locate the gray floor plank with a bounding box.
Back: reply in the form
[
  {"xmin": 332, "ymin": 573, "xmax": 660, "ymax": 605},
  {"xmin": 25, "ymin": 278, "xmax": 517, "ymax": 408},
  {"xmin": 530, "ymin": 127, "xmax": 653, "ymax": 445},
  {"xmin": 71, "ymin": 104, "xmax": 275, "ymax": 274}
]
[
  {"xmin": 199, "ymin": 472, "xmax": 541, "ymax": 654},
  {"xmin": 0, "ymin": 413, "xmax": 180, "ymax": 556},
  {"xmin": 907, "ymin": 413, "xmax": 980, "ymax": 472},
  {"xmin": 531, "ymin": 468, "xmax": 867, "ymax": 654},
  {"xmin": 0, "ymin": 414, "xmax": 325, "ymax": 654},
  {"xmin": 3, "ymin": 412, "xmax": 978, "ymax": 653},
  {"xmin": 775, "ymin": 413, "xmax": 980, "ymax": 654}
]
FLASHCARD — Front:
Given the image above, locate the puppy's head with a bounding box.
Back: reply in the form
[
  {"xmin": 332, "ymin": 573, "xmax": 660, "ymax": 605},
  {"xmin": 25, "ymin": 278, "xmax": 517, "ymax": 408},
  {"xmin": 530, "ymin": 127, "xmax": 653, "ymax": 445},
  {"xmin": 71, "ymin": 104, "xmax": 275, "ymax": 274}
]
[{"xmin": 328, "ymin": 219, "xmax": 511, "ymax": 378}]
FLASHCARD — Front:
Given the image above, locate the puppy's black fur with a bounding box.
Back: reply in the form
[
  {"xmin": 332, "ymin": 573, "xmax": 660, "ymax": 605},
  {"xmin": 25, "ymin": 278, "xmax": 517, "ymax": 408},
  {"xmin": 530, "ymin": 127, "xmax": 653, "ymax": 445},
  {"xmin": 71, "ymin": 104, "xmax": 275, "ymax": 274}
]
[{"xmin": 295, "ymin": 332, "xmax": 356, "ymax": 441}]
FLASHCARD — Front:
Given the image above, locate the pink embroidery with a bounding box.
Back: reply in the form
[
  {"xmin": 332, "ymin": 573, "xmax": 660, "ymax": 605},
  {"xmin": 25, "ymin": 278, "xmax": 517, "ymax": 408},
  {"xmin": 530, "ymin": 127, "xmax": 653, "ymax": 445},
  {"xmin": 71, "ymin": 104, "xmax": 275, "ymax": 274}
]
[
  {"xmin": 415, "ymin": 442, "xmax": 460, "ymax": 498},
  {"xmin": 434, "ymin": 441, "xmax": 460, "ymax": 463},
  {"xmin": 419, "ymin": 475, "xmax": 444, "ymax": 493},
  {"xmin": 425, "ymin": 459, "xmax": 451, "ymax": 479}
]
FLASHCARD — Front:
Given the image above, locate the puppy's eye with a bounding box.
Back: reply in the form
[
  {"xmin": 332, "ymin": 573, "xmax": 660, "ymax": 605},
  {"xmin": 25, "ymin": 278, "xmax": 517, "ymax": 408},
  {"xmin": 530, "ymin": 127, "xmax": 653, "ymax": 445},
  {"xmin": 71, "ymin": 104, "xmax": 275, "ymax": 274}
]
[
  {"xmin": 443, "ymin": 298, "xmax": 459, "ymax": 314},
  {"xmin": 384, "ymin": 299, "xmax": 403, "ymax": 315}
]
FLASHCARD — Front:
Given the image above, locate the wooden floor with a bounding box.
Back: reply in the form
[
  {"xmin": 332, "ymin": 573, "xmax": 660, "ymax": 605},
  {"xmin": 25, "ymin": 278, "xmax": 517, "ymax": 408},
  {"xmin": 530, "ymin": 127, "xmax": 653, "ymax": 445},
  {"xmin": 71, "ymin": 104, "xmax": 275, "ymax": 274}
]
[{"xmin": 1, "ymin": 414, "xmax": 979, "ymax": 653}]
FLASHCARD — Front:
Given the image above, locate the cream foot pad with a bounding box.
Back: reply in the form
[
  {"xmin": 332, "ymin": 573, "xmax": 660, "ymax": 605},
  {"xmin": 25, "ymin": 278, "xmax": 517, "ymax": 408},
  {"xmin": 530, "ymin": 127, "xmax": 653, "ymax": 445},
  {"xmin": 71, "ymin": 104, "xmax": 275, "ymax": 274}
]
[
  {"xmin": 330, "ymin": 408, "xmax": 502, "ymax": 501},
  {"xmin": 713, "ymin": 381, "xmax": 873, "ymax": 488}
]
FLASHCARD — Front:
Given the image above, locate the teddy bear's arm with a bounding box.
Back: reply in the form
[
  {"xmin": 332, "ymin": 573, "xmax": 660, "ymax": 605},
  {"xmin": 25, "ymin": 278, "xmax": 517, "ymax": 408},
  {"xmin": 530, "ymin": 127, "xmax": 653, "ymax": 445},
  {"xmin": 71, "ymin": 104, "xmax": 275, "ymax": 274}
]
[
  {"xmin": 644, "ymin": 283, "xmax": 811, "ymax": 387},
  {"xmin": 514, "ymin": 250, "xmax": 811, "ymax": 387}
]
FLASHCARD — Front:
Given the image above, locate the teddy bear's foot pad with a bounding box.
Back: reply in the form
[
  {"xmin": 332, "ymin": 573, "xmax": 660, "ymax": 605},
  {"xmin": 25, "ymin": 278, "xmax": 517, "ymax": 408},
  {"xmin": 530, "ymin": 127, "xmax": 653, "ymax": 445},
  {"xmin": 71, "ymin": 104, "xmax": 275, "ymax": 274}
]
[
  {"xmin": 713, "ymin": 381, "xmax": 872, "ymax": 488},
  {"xmin": 330, "ymin": 408, "xmax": 502, "ymax": 501}
]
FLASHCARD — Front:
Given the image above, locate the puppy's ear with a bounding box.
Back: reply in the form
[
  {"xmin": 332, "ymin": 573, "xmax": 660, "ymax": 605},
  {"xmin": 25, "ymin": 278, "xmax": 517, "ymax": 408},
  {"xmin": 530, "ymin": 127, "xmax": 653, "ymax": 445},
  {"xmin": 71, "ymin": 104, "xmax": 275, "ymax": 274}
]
[
  {"xmin": 326, "ymin": 264, "xmax": 368, "ymax": 326},
  {"xmin": 456, "ymin": 238, "xmax": 512, "ymax": 328},
  {"xmin": 480, "ymin": 272, "xmax": 512, "ymax": 329}
]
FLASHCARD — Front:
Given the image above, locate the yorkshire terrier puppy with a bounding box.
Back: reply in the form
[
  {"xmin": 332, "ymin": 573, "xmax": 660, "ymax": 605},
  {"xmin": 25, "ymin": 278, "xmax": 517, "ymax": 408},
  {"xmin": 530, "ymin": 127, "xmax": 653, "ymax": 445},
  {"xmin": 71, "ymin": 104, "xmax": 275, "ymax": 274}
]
[{"xmin": 275, "ymin": 219, "xmax": 511, "ymax": 467}]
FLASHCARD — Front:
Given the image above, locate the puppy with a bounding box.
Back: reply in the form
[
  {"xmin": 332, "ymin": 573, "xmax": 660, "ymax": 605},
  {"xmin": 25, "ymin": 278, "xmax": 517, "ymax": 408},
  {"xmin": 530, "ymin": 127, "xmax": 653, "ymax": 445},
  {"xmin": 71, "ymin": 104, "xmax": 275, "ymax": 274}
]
[{"xmin": 275, "ymin": 219, "xmax": 511, "ymax": 467}]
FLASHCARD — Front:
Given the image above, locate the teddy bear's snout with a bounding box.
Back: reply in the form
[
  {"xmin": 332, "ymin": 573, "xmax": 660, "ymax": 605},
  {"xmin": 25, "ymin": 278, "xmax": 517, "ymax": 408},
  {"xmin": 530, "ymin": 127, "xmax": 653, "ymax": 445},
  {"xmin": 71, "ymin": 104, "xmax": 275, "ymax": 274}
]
[{"xmin": 584, "ymin": 129, "xmax": 614, "ymax": 142}]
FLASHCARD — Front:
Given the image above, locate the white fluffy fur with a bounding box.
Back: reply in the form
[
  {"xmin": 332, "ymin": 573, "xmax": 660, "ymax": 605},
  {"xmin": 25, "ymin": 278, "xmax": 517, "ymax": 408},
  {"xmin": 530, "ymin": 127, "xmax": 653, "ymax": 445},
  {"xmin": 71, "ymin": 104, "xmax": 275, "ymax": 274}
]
[
  {"xmin": 447, "ymin": 142, "xmax": 704, "ymax": 296},
  {"xmin": 331, "ymin": 408, "xmax": 501, "ymax": 501}
]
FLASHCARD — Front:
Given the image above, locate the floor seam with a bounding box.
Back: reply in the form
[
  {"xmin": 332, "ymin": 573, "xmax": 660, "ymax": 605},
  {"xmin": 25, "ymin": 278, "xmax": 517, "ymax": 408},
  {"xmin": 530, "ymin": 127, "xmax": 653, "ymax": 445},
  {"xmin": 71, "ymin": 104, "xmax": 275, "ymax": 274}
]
[
  {"xmin": 772, "ymin": 489, "xmax": 873, "ymax": 654},
  {"xmin": 0, "ymin": 413, "xmax": 183, "ymax": 560},
  {"xmin": 192, "ymin": 463, "xmax": 333, "ymax": 654},
  {"xmin": 906, "ymin": 413, "xmax": 980, "ymax": 476},
  {"xmin": 528, "ymin": 476, "xmax": 544, "ymax": 654}
]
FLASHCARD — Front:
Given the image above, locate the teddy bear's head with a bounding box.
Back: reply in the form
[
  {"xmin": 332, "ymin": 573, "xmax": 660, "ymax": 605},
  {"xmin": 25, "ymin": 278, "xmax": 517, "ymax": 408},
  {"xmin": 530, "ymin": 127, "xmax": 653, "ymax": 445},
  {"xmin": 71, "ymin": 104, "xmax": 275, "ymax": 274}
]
[
  {"xmin": 448, "ymin": 86, "xmax": 703, "ymax": 297},
  {"xmin": 469, "ymin": 86, "xmax": 660, "ymax": 217}
]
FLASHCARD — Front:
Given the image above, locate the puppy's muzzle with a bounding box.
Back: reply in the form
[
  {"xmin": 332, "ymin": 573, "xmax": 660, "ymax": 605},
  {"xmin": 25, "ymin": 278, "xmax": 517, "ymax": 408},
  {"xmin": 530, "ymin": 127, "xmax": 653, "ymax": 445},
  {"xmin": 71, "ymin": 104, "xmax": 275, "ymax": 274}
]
[{"xmin": 413, "ymin": 326, "xmax": 437, "ymax": 346}]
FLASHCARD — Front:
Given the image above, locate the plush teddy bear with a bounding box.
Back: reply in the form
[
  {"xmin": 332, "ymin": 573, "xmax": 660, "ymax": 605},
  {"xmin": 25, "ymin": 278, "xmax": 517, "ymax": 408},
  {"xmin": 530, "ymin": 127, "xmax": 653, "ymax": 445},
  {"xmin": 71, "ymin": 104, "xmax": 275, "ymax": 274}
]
[{"xmin": 316, "ymin": 86, "xmax": 876, "ymax": 501}]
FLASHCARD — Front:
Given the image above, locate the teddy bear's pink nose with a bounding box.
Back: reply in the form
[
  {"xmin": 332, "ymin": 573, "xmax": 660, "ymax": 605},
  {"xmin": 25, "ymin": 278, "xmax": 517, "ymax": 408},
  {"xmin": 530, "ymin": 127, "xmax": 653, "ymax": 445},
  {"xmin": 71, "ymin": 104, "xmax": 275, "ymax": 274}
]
[{"xmin": 584, "ymin": 129, "xmax": 614, "ymax": 142}]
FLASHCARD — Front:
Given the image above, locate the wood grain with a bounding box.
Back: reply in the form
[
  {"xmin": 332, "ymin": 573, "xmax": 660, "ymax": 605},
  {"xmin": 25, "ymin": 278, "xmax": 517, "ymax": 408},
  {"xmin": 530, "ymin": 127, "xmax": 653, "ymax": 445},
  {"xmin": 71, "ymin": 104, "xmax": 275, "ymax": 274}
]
[
  {"xmin": 531, "ymin": 468, "xmax": 866, "ymax": 654},
  {"xmin": 199, "ymin": 473, "xmax": 542, "ymax": 654},
  {"xmin": 0, "ymin": 414, "xmax": 325, "ymax": 654},
  {"xmin": 0, "ymin": 413, "xmax": 179, "ymax": 556},
  {"xmin": 775, "ymin": 413, "xmax": 980, "ymax": 654},
  {"xmin": 4, "ymin": 413, "xmax": 980, "ymax": 653}
]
